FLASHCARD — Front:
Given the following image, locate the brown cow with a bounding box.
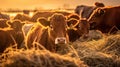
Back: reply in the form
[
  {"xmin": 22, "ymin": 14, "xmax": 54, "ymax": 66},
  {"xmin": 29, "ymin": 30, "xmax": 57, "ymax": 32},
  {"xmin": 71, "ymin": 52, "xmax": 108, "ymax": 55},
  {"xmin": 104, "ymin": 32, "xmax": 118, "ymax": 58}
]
[
  {"xmin": 14, "ymin": 14, "xmax": 31, "ymax": 22},
  {"xmin": 0, "ymin": 19, "xmax": 9, "ymax": 28},
  {"xmin": 75, "ymin": 5, "xmax": 97, "ymax": 19},
  {"xmin": 0, "ymin": 20, "xmax": 25, "ymax": 53},
  {"xmin": 26, "ymin": 13, "xmax": 72, "ymax": 52},
  {"xmin": 0, "ymin": 12, "xmax": 10, "ymax": 20},
  {"xmin": 88, "ymin": 6, "xmax": 120, "ymax": 33},
  {"xmin": 75, "ymin": 3, "xmax": 105, "ymax": 19},
  {"xmin": 30, "ymin": 11, "xmax": 71, "ymax": 22},
  {"xmin": 23, "ymin": 10, "xmax": 30, "ymax": 15},
  {"xmin": 67, "ymin": 14, "xmax": 90, "ymax": 42},
  {"xmin": 7, "ymin": 20, "xmax": 25, "ymax": 48},
  {"xmin": 0, "ymin": 28, "xmax": 15, "ymax": 53},
  {"xmin": 22, "ymin": 23, "xmax": 34, "ymax": 36}
]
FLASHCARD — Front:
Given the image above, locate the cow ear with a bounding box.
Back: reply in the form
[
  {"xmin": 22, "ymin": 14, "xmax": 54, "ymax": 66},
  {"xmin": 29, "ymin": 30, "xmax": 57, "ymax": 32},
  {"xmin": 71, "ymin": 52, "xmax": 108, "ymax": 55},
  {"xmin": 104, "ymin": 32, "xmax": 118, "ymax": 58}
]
[
  {"xmin": 37, "ymin": 17, "xmax": 50, "ymax": 27},
  {"xmin": 67, "ymin": 14, "xmax": 80, "ymax": 20},
  {"xmin": 22, "ymin": 22, "xmax": 25, "ymax": 26},
  {"xmin": 67, "ymin": 18, "xmax": 79, "ymax": 28}
]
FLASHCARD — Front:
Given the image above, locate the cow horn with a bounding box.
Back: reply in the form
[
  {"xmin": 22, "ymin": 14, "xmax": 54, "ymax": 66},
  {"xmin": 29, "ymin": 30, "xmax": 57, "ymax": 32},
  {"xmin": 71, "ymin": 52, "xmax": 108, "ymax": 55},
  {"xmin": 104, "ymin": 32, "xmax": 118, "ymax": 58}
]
[
  {"xmin": 79, "ymin": 7, "xmax": 84, "ymax": 19},
  {"xmin": 67, "ymin": 18, "xmax": 79, "ymax": 29}
]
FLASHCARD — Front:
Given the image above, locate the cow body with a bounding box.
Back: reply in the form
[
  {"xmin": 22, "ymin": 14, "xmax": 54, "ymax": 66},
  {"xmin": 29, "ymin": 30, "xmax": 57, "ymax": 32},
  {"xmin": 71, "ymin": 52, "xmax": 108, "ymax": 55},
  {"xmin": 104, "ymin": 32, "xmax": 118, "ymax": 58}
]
[
  {"xmin": 31, "ymin": 11, "xmax": 71, "ymax": 22},
  {"xmin": 0, "ymin": 29, "xmax": 15, "ymax": 53},
  {"xmin": 7, "ymin": 20, "xmax": 25, "ymax": 48},
  {"xmin": 75, "ymin": 5, "xmax": 97, "ymax": 19},
  {"xmin": 88, "ymin": 6, "xmax": 120, "ymax": 33},
  {"xmin": 22, "ymin": 23, "xmax": 34, "ymax": 36},
  {"xmin": 14, "ymin": 14, "xmax": 31, "ymax": 22},
  {"xmin": 0, "ymin": 19, "xmax": 25, "ymax": 52},
  {"xmin": 0, "ymin": 24, "xmax": 24, "ymax": 53},
  {"xmin": 26, "ymin": 13, "xmax": 69, "ymax": 52}
]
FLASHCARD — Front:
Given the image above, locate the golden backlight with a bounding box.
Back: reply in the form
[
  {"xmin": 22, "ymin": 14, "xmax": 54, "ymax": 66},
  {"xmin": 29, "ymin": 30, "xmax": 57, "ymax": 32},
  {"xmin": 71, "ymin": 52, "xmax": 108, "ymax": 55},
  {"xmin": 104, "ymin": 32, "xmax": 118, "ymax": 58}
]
[
  {"xmin": 0, "ymin": 0, "xmax": 119, "ymax": 10},
  {"xmin": 0, "ymin": 0, "xmax": 120, "ymax": 67}
]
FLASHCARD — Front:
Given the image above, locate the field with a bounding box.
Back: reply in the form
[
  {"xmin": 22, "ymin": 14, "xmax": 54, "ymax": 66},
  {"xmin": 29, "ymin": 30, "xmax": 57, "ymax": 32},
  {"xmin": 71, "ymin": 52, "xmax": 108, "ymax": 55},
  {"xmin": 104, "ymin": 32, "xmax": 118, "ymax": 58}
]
[{"xmin": 0, "ymin": 11, "xmax": 120, "ymax": 67}]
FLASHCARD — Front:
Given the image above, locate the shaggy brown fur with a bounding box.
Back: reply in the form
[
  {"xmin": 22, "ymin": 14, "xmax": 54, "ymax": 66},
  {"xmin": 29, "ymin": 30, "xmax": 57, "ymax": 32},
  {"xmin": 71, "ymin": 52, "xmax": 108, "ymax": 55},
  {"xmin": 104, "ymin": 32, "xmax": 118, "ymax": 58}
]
[
  {"xmin": 26, "ymin": 13, "xmax": 69, "ymax": 52},
  {"xmin": 89, "ymin": 6, "xmax": 120, "ymax": 33},
  {"xmin": 31, "ymin": 11, "xmax": 71, "ymax": 22},
  {"xmin": 14, "ymin": 14, "xmax": 31, "ymax": 22}
]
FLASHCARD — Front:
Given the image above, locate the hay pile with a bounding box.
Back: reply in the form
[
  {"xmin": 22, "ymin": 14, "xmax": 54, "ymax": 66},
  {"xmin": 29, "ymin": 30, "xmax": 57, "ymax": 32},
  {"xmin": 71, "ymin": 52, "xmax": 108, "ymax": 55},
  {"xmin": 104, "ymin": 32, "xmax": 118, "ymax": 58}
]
[
  {"xmin": 0, "ymin": 48, "xmax": 88, "ymax": 67},
  {"xmin": 72, "ymin": 37, "xmax": 105, "ymax": 58},
  {"xmin": 72, "ymin": 41, "xmax": 117, "ymax": 67},
  {"xmin": 81, "ymin": 52, "xmax": 115, "ymax": 67},
  {"xmin": 78, "ymin": 30, "xmax": 103, "ymax": 42},
  {"xmin": 100, "ymin": 34, "xmax": 120, "ymax": 56},
  {"xmin": 116, "ymin": 30, "xmax": 120, "ymax": 34},
  {"xmin": 72, "ymin": 34, "xmax": 120, "ymax": 67}
]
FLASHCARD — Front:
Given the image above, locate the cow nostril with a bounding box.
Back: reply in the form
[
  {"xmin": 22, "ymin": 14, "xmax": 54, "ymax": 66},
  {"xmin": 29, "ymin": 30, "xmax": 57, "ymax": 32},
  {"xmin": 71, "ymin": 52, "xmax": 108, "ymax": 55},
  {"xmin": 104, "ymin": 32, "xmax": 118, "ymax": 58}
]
[
  {"xmin": 58, "ymin": 39, "xmax": 65, "ymax": 42},
  {"xmin": 55, "ymin": 37, "xmax": 67, "ymax": 44},
  {"xmin": 83, "ymin": 34, "xmax": 89, "ymax": 38},
  {"xmin": 57, "ymin": 39, "xmax": 60, "ymax": 42}
]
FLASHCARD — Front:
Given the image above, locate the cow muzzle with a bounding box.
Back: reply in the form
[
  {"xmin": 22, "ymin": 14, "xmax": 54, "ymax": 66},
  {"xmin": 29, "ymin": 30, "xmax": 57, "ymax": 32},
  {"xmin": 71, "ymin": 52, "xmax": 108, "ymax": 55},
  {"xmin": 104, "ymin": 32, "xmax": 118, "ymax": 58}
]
[
  {"xmin": 55, "ymin": 37, "xmax": 67, "ymax": 44},
  {"xmin": 83, "ymin": 34, "xmax": 89, "ymax": 39}
]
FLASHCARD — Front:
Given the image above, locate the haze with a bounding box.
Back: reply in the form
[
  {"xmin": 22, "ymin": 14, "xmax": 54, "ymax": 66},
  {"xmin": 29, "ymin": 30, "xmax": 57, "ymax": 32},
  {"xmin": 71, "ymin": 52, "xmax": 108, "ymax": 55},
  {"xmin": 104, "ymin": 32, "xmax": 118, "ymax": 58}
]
[{"xmin": 0, "ymin": 0, "xmax": 120, "ymax": 9}]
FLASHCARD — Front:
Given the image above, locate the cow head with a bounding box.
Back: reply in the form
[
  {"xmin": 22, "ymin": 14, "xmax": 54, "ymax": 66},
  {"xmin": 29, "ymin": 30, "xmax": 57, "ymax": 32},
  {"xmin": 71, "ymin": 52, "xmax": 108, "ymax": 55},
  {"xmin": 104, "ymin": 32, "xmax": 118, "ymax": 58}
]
[
  {"xmin": 7, "ymin": 20, "xmax": 25, "ymax": 32},
  {"xmin": 67, "ymin": 14, "xmax": 90, "ymax": 38},
  {"xmin": 77, "ymin": 18, "xmax": 90, "ymax": 38},
  {"xmin": 88, "ymin": 8, "xmax": 105, "ymax": 29},
  {"xmin": 0, "ymin": 19, "xmax": 9, "ymax": 28},
  {"xmin": 37, "ymin": 13, "xmax": 68, "ymax": 44}
]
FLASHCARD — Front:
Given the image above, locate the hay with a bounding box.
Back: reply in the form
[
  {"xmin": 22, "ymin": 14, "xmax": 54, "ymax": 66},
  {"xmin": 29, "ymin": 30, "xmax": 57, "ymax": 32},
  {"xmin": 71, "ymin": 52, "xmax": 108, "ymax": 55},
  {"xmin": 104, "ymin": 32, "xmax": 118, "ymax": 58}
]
[
  {"xmin": 78, "ymin": 30, "xmax": 103, "ymax": 42},
  {"xmin": 100, "ymin": 34, "xmax": 120, "ymax": 56},
  {"xmin": 72, "ymin": 42, "xmax": 116, "ymax": 67},
  {"xmin": 0, "ymin": 47, "xmax": 87, "ymax": 67},
  {"xmin": 81, "ymin": 52, "xmax": 114, "ymax": 67},
  {"xmin": 116, "ymin": 30, "xmax": 120, "ymax": 34},
  {"xmin": 72, "ymin": 34, "xmax": 120, "ymax": 67}
]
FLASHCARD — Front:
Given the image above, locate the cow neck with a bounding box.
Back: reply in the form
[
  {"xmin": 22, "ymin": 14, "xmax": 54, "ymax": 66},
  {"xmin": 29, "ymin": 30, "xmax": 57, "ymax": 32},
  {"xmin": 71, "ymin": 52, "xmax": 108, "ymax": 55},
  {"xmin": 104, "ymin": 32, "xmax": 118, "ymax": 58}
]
[
  {"xmin": 68, "ymin": 29, "xmax": 80, "ymax": 42},
  {"xmin": 40, "ymin": 28, "xmax": 49, "ymax": 49}
]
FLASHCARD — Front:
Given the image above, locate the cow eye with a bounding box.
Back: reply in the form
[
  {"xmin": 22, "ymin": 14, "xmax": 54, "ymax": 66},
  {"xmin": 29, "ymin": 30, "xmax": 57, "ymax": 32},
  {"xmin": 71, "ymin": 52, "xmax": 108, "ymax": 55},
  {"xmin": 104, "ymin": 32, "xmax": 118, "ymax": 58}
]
[
  {"xmin": 78, "ymin": 25, "xmax": 81, "ymax": 29},
  {"xmin": 66, "ymin": 25, "xmax": 68, "ymax": 28},
  {"xmin": 50, "ymin": 25, "xmax": 53, "ymax": 30}
]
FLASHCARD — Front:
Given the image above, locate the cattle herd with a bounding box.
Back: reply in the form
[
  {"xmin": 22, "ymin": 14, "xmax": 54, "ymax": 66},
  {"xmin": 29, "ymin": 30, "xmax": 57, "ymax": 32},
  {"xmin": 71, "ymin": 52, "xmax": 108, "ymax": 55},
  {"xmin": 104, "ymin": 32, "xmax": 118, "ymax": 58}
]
[{"xmin": 0, "ymin": 3, "xmax": 120, "ymax": 54}]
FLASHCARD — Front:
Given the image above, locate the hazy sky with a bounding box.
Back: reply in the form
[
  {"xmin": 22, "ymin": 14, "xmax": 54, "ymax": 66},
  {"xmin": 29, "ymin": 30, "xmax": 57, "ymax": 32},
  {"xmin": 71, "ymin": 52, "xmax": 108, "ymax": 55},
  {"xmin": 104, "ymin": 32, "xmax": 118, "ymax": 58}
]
[{"xmin": 0, "ymin": 0, "xmax": 120, "ymax": 9}]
